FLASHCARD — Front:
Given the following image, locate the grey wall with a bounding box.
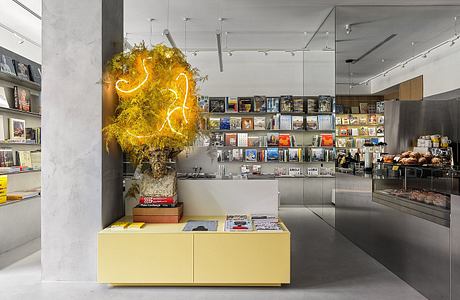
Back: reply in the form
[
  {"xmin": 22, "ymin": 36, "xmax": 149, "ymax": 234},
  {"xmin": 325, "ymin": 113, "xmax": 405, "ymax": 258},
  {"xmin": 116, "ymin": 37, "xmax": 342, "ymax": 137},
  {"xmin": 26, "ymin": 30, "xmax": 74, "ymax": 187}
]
[{"xmin": 42, "ymin": 0, "xmax": 123, "ymax": 281}]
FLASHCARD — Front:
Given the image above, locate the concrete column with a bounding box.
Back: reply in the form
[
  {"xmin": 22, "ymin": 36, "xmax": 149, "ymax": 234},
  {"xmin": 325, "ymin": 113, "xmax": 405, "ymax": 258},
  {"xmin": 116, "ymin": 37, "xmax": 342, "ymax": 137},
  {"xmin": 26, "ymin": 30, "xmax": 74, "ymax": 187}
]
[{"xmin": 42, "ymin": 0, "xmax": 123, "ymax": 281}]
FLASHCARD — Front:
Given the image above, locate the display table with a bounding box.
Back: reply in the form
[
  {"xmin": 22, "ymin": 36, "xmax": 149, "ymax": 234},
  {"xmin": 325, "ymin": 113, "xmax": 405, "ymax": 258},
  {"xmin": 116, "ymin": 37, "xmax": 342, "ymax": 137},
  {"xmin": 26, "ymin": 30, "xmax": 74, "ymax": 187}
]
[{"xmin": 98, "ymin": 216, "xmax": 290, "ymax": 286}]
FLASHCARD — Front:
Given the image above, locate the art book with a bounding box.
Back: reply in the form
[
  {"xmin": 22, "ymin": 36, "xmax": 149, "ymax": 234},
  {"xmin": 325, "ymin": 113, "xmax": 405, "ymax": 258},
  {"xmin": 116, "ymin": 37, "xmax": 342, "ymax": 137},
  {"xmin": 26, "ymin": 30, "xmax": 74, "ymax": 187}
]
[
  {"xmin": 209, "ymin": 97, "xmax": 226, "ymax": 113},
  {"xmin": 14, "ymin": 86, "xmax": 31, "ymax": 112},
  {"xmin": 198, "ymin": 96, "xmax": 209, "ymax": 111},
  {"xmin": 253, "ymin": 96, "xmax": 267, "ymax": 112},
  {"xmin": 267, "ymin": 147, "xmax": 279, "ymax": 161},
  {"xmin": 336, "ymin": 138, "xmax": 347, "ymax": 148},
  {"xmin": 279, "ymin": 134, "xmax": 291, "ymax": 147},
  {"xmin": 225, "ymin": 133, "xmax": 237, "ymax": 146},
  {"xmin": 368, "ymin": 114, "xmax": 377, "ymax": 124},
  {"xmin": 368, "ymin": 127, "xmax": 377, "ymax": 136},
  {"xmin": 320, "ymin": 133, "xmax": 334, "ymax": 147},
  {"xmin": 318, "ymin": 95, "xmax": 333, "ymax": 113},
  {"xmin": 241, "ymin": 117, "xmax": 254, "ymax": 130},
  {"xmin": 288, "ymin": 148, "xmax": 301, "ymax": 162},
  {"xmin": 238, "ymin": 97, "xmax": 253, "ymax": 112},
  {"xmin": 244, "ymin": 149, "xmax": 258, "ymax": 162},
  {"xmin": 307, "ymin": 98, "xmax": 318, "ymax": 113},
  {"xmin": 306, "ymin": 116, "xmax": 318, "ymax": 130},
  {"xmin": 0, "ymin": 54, "xmax": 16, "ymax": 76},
  {"xmin": 208, "ymin": 117, "xmax": 220, "ymax": 130},
  {"xmin": 225, "ymin": 96, "xmax": 238, "ymax": 112},
  {"xmin": 220, "ymin": 117, "xmax": 230, "ymax": 130},
  {"xmin": 279, "ymin": 115, "xmax": 292, "ymax": 130},
  {"xmin": 377, "ymin": 126, "xmax": 384, "ymax": 136},
  {"xmin": 267, "ymin": 132, "xmax": 279, "ymax": 146},
  {"xmin": 237, "ymin": 133, "xmax": 248, "ymax": 147},
  {"xmin": 292, "ymin": 116, "xmax": 304, "ymax": 130},
  {"xmin": 14, "ymin": 60, "xmax": 30, "ymax": 81},
  {"xmin": 253, "ymin": 117, "xmax": 266, "ymax": 130},
  {"xmin": 280, "ymin": 95, "xmax": 293, "ymax": 112},
  {"xmin": 293, "ymin": 97, "xmax": 304, "ymax": 112},
  {"xmin": 310, "ymin": 148, "xmax": 325, "ymax": 162},
  {"xmin": 266, "ymin": 97, "xmax": 280, "ymax": 112},
  {"xmin": 230, "ymin": 117, "xmax": 242, "ymax": 130},
  {"xmin": 248, "ymin": 136, "xmax": 261, "ymax": 147},
  {"xmin": 359, "ymin": 102, "xmax": 368, "ymax": 114},
  {"xmin": 318, "ymin": 115, "xmax": 333, "ymax": 130}
]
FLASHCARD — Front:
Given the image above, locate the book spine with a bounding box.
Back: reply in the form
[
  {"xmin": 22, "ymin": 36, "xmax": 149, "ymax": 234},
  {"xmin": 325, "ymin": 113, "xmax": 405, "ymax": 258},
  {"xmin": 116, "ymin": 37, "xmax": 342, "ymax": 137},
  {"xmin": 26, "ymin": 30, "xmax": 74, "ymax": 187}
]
[
  {"xmin": 139, "ymin": 197, "xmax": 176, "ymax": 204},
  {"xmin": 13, "ymin": 86, "xmax": 19, "ymax": 109}
]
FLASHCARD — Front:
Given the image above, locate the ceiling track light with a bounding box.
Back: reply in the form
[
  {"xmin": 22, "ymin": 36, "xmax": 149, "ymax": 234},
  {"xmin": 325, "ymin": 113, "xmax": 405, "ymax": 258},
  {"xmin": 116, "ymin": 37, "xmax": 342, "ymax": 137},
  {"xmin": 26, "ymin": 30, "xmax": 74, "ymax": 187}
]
[
  {"xmin": 227, "ymin": 51, "xmax": 233, "ymax": 56},
  {"xmin": 163, "ymin": 29, "xmax": 177, "ymax": 48},
  {"xmin": 345, "ymin": 24, "xmax": 352, "ymax": 35},
  {"xmin": 216, "ymin": 30, "xmax": 223, "ymax": 72}
]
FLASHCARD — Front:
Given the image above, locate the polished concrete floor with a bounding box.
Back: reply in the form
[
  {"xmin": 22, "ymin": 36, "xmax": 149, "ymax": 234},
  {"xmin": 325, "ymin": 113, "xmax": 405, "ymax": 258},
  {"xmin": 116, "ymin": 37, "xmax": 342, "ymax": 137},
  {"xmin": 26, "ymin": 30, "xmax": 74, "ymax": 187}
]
[{"xmin": 0, "ymin": 208, "xmax": 425, "ymax": 300}]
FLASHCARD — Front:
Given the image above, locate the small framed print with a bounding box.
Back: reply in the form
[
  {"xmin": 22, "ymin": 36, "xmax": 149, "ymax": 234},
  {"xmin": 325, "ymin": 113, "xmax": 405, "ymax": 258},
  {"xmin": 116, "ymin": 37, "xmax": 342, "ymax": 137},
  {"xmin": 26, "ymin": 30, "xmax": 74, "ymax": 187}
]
[{"xmin": 9, "ymin": 118, "xmax": 26, "ymax": 141}]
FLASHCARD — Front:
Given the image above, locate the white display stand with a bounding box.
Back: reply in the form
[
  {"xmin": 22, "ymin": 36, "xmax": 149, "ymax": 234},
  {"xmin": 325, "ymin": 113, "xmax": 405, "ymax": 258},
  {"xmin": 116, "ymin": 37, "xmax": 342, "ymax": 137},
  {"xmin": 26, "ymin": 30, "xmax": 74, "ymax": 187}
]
[{"xmin": 125, "ymin": 179, "xmax": 279, "ymax": 216}]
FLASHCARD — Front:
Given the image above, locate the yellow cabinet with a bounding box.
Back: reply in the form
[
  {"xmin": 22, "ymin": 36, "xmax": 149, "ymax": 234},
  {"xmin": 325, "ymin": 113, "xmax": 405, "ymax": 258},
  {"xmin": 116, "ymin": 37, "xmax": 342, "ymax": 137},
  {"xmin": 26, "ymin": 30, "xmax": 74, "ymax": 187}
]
[
  {"xmin": 98, "ymin": 233, "xmax": 194, "ymax": 284},
  {"xmin": 194, "ymin": 233, "xmax": 290, "ymax": 285}
]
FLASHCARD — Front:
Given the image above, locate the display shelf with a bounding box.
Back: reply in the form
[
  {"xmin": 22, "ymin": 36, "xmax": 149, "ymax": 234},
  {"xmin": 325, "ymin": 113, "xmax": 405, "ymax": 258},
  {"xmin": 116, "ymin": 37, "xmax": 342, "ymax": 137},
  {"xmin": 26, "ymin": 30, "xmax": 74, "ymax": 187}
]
[
  {"xmin": 336, "ymin": 113, "xmax": 384, "ymax": 116},
  {"xmin": 336, "ymin": 124, "xmax": 383, "ymax": 127},
  {"xmin": 209, "ymin": 129, "xmax": 334, "ymax": 133},
  {"xmin": 0, "ymin": 169, "xmax": 41, "ymax": 176},
  {"xmin": 203, "ymin": 111, "xmax": 317, "ymax": 115},
  {"xmin": 0, "ymin": 72, "xmax": 41, "ymax": 91},
  {"xmin": 218, "ymin": 161, "xmax": 334, "ymax": 164},
  {"xmin": 212, "ymin": 145, "xmax": 335, "ymax": 149},
  {"xmin": 0, "ymin": 195, "xmax": 40, "ymax": 208},
  {"xmin": 0, "ymin": 107, "xmax": 41, "ymax": 117}
]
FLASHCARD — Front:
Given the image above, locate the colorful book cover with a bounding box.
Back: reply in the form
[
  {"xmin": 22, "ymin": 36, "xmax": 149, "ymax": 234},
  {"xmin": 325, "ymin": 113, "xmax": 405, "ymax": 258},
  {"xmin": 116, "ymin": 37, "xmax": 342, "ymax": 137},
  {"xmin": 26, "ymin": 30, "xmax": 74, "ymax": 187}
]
[
  {"xmin": 368, "ymin": 127, "xmax": 377, "ymax": 136},
  {"xmin": 320, "ymin": 133, "xmax": 334, "ymax": 147},
  {"xmin": 208, "ymin": 117, "xmax": 220, "ymax": 130},
  {"xmin": 293, "ymin": 97, "xmax": 304, "ymax": 112},
  {"xmin": 198, "ymin": 96, "xmax": 209, "ymax": 111},
  {"xmin": 253, "ymin": 96, "xmax": 266, "ymax": 112},
  {"xmin": 267, "ymin": 147, "xmax": 279, "ymax": 161},
  {"xmin": 209, "ymin": 97, "xmax": 226, "ymax": 112},
  {"xmin": 288, "ymin": 148, "xmax": 301, "ymax": 162},
  {"xmin": 267, "ymin": 133, "xmax": 279, "ymax": 146},
  {"xmin": 237, "ymin": 133, "xmax": 248, "ymax": 147},
  {"xmin": 220, "ymin": 117, "xmax": 230, "ymax": 130},
  {"xmin": 248, "ymin": 136, "xmax": 261, "ymax": 147},
  {"xmin": 279, "ymin": 134, "xmax": 291, "ymax": 147},
  {"xmin": 336, "ymin": 138, "xmax": 347, "ymax": 148},
  {"xmin": 378, "ymin": 115, "xmax": 385, "ymax": 124},
  {"xmin": 335, "ymin": 117, "xmax": 342, "ymax": 125},
  {"xmin": 280, "ymin": 95, "xmax": 293, "ymax": 112},
  {"xmin": 225, "ymin": 96, "xmax": 238, "ymax": 112},
  {"xmin": 225, "ymin": 133, "xmax": 237, "ymax": 146},
  {"xmin": 307, "ymin": 98, "xmax": 317, "ymax": 113},
  {"xmin": 359, "ymin": 102, "xmax": 368, "ymax": 114},
  {"xmin": 359, "ymin": 126, "xmax": 369, "ymax": 136},
  {"xmin": 241, "ymin": 117, "xmax": 254, "ymax": 130},
  {"xmin": 244, "ymin": 149, "xmax": 258, "ymax": 162},
  {"xmin": 368, "ymin": 114, "xmax": 377, "ymax": 124},
  {"xmin": 310, "ymin": 148, "xmax": 325, "ymax": 162},
  {"xmin": 266, "ymin": 97, "xmax": 280, "ymax": 112},
  {"xmin": 318, "ymin": 95, "xmax": 333, "ymax": 113},
  {"xmin": 238, "ymin": 97, "xmax": 253, "ymax": 112},
  {"xmin": 342, "ymin": 116, "xmax": 350, "ymax": 125},
  {"xmin": 377, "ymin": 126, "xmax": 384, "ymax": 136},
  {"xmin": 349, "ymin": 115, "xmax": 358, "ymax": 125},
  {"xmin": 230, "ymin": 117, "xmax": 241, "ymax": 130},
  {"xmin": 359, "ymin": 115, "xmax": 367, "ymax": 125}
]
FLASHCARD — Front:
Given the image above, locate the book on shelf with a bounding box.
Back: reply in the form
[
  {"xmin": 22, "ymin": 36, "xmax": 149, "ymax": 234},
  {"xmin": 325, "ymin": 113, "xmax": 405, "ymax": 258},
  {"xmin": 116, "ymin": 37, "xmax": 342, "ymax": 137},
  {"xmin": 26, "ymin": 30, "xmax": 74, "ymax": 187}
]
[
  {"xmin": 346, "ymin": 138, "xmax": 354, "ymax": 148},
  {"xmin": 127, "ymin": 222, "xmax": 145, "ymax": 229},
  {"xmin": 210, "ymin": 133, "xmax": 224, "ymax": 147},
  {"xmin": 318, "ymin": 115, "xmax": 333, "ymax": 130},
  {"xmin": 237, "ymin": 133, "xmax": 248, "ymax": 147},
  {"xmin": 183, "ymin": 220, "xmax": 218, "ymax": 232},
  {"xmin": 232, "ymin": 149, "xmax": 243, "ymax": 161},
  {"xmin": 0, "ymin": 87, "xmax": 9, "ymax": 109},
  {"xmin": 267, "ymin": 147, "xmax": 279, "ymax": 161},
  {"xmin": 244, "ymin": 149, "xmax": 258, "ymax": 162},
  {"xmin": 335, "ymin": 117, "xmax": 342, "ymax": 126},
  {"xmin": 267, "ymin": 114, "xmax": 280, "ymax": 130},
  {"xmin": 0, "ymin": 148, "xmax": 14, "ymax": 167},
  {"xmin": 198, "ymin": 96, "xmax": 209, "ymax": 111},
  {"xmin": 254, "ymin": 222, "xmax": 282, "ymax": 231},
  {"xmin": 349, "ymin": 115, "xmax": 358, "ymax": 125},
  {"xmin": 318, "ymin": 95, "xmax": 333, "ymax": 113},
  {"xmin": 377, "ymin": 115, "xmax": 384, "ymax": 124},
  {"xmin": 225, "ymin": 96, "xmax": 238, "ymax": 112},
  {"xmin": 288, "ymin": 148, "xmax": 301, "ymax": 162},
  {"xmin": 341, "ymin": 116, "xmax": 350, "ymax": 125},
  {"xmin": 351, "ymin": 128, "xmax": 359, "ymax": 136},
  {"xmin": 16, "ymin": 150, "xmax": 32, "ymax": 168},
  {"xmin": 225, "ymin": 220, "xmax": 253, "ymax": 232},
  {"xmin": 306, "ymin": 116, "xmax": 318, "ymax": 130},
  {"xmin": 241, "ymin": 117, "xmax": 254, "ymax": 130},
  {"xmin": 14, "ymin": 60, "xmax": 31, "ymax": 81},
  {"xmin": 220, "ymin": 117, "xmax": 230, "ymax": 130},
  {"xmin": 335, "ymin": 104, "xmax": 344, "ymax": 114},
  {"xmin": 279, "ymin": 134, "xmax": 291, "ymax": 147},
  {"xmin": 6, "ymin": 189, "xmax": 40, "ymax": 201},
  {"xmin": 216, "ymin": 149, "xmax": 223, "ymax": 162},
  {"xmin": 253, "ymin": 116, "xmax": 266, "ymax": 130},
  {"xmin": 358, "ymin": 115, "xmax": 367, "ymax": 125},
  {"xmin": 377, "ymin": 126, "xmax": 384, "ymax": 136},
  {"xmin": 266, "ymin": 97, "xmax": 280, "ymax": 112},
  {"xmin": 288, "ymin": 167, "xmax": 301, "ymax": 176},
  {"xmin": 227, "ymin": 215, "xmax": 249, "ymax": 221},
  {"xmin": 368, "ymin": 127, "xmax": 377, "ymax": 136},
  {"xmin": 310, "ymin": 148, "xmax": 325, "ymax": 162},
  {"xmin": 110, "ymin": 221, "xmax": 129, "ymax": 230},
  {"xmin": 248, "ymin": 136, "xmax": 261, "ymax": 147},
  {"xmin": 279, "ymin": 115, "xmax": 292, "ymax": 130},
  {"xmin": 292, "ymin": 116, "xmax": 304, "ymax": 130},
  {"xmin": 339, "ymin": 128, "xmax": 348, "ymax": 136},
  {"xmin": 307, "ymin": 98, "xmax": 318, "ymax": 113},
  {"xmin": 320, "ymin": 133, "xmax": 334, "ymax": 147},
  {"xmin": 252, "ymin": 164, "xmax": 261, "ymax": 174},
  {"xmin": 208, "ymin": 117, "xmax": 220, "ymax": 130},
  {"xmin": 14, "ymin": 86, "xmax": 31, "ymax": 112},
  {"xmin": 139, "ymin": 195, "xmax": 177, "ymax": 205},
  {"xmin": 359, "ymin": 102, "xmax": 368, "ymax": 114},
  {"xmin": 367, "ymin": 104, "xmax": 376, "ymax": 114},
  {"xmin": 351, "ymin": 106, "xmax": 359, "ymax": 114},
  {"xmin": 267, "ymin": 132, "xmax": 279, "ymax": 146},
  {"xmin": 359, "ymin": 126, "xmax": 368, "ymax": 136},
  {"xmin": 293, "ymin": 97, "xmax": 304, "ymax": 112},
  {"xmin": 356, "ymin": 138, "xmax": 365, "ymax": 148},
  {"xmin": 253, "ymin": 96, "xmax": 267, "ymax": 112},
  {"xmin": 0, "ymin": 54, "xmax": 16, "ymax": 76},
  {"xmin": 209, "ymin": 97, "xmax": 226, "ymax": 113},
  {"xmin": 336, "ymin": 137, "xmax": 347, "ymax": 148},
  {"xmin": 376, "ymin": 101, "xmax": 385, "ymax": 113},
  {"xmin": 225, "ymin": 133, "xmax": 237, "ymax": 146},
  {"xmin": 368, "ymin": 114, "xmax": 377, "ymax": 124},
  {"xmin": 311, "ymin": 134, "xmax": 320, "ymax": 147},
  {"xmin": 30, "ymin": 150, "xmax": 40, "ymax": 170},
  {"xmin": 280, "ymin": 95, "xmax": 293, "ymax": 112},
  {"xmin": 230, "ymin": 117, "xmax": 242, "ymax": 130},
  {"xmin": 238, "ymin": 97, "xmax": 253, "ymax": 112},
  {"xmin": 9, "ymin": 118, "xmax": 26, "ymax": 141},
  {"xmin": 28, "ymin": 64, "xmax": 41, "ymax": 84}
]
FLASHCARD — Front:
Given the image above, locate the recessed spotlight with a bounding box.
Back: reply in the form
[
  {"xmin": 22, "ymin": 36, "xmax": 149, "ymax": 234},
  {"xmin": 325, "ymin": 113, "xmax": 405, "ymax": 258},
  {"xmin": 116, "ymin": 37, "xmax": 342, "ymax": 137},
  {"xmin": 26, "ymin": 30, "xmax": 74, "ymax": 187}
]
[
  {"xmin": 290, "ymin": 51, "xmax": 295, "ymax": 56},
  {"xmin": 450, "ymin": 40, "xmax": 456, "ymax": 47},
  {"xmin": 345, "ymin": 24, "xmax": 351, "ymax": 35},
  {"xmin": 263, "ymin": 51, "xmax": 268, "ymax": 56},
  {"xmin": 422, "ymin": 53, "xmax": 428, "ymax": 58},
  {"xmin": 192, "ymin": 51, "xmax": 198, "ymax": 56},
  {"xmin": 227, "ymin": 51, "xmax": 233, "ymax": 56},
  {"xmin": 381, "ymin": 58, "xmax": 385, "ymax": 63}
]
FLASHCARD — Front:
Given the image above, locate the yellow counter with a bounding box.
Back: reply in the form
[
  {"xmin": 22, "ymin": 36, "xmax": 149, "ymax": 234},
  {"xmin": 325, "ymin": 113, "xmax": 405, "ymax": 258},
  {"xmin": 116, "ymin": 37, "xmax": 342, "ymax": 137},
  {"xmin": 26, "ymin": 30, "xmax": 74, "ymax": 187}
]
[{"xmin": 98, "ymin": 216, "xmax": 290, "ymax": 286}]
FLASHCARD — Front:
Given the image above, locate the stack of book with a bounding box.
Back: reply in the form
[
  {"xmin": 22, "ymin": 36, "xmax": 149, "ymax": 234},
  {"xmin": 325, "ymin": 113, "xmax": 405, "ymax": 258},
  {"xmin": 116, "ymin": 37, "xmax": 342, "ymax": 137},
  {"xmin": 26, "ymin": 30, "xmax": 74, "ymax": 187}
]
[
  {"xmin": 133, "ymin": 194, "xmax": 183, "ymax": 223},
  {"xmin": 251, "ymin": 215, "xmax": 282, "ymax": 231},
  {"xmin": 224, "ymin": 215, "xmax": 253, "ymax": 232}
]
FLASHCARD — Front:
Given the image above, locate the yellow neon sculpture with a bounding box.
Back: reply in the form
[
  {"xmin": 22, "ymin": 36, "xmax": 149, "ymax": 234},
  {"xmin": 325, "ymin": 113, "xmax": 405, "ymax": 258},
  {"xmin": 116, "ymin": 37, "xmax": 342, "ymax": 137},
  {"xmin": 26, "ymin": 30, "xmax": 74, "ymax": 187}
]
[{"xmin": 103, "ymin": 43, "xmax": 204, "ymax": 166}]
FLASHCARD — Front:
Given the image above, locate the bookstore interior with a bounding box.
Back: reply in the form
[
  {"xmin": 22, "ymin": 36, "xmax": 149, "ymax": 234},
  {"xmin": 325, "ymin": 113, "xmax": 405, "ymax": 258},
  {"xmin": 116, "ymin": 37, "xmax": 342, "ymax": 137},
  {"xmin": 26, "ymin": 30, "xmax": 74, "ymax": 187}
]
[{"xmin": 2, "ymin": 1, "xmax": 460, "ymax": 300}]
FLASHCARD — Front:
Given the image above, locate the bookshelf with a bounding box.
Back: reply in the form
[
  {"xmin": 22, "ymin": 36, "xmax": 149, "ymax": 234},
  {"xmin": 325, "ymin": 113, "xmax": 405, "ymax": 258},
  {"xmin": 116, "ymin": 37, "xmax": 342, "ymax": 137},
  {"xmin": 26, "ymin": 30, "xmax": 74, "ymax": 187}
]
[{"xmin": 195, "ymin": 95, "xmax": 336, "ymax": 177}]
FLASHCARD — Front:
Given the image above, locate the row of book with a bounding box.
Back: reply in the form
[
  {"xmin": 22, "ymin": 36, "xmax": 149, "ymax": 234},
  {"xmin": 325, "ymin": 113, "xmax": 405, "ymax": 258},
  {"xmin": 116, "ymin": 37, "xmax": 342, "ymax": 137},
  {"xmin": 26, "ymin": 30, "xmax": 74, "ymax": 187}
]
[
  {"xmin": 224, "ymin": 215, "xmax": 282, "ymax": 232},
  {"xmin": 335, "ymin": 101, "xmax": 384, "ymax": 114},
  {"xmin": 212, "ymin": 133, "xmax": 334, "ymax": 148},
  {"xmin": 0, "ymin": 148, "xmax": 40, "ymax": 169},
  {"xmin": 137, "ymin": 194, "xmax": 178, "ymax": 207},
  {"xmin": 336, "ymin": 114, "xmax": 384, "ymax": 126},
  {"xmin": 240, "ymin": 165, "xmax": 335, "ymax": 177},
  {"xmin": 200, "ymin": 95, "xmax": 334, "ymax": 113},
  {"xmin": 216, "ymin": 147, "xmax": 335, "ymax": 163},
  {"xmin": 337, "ymin": 126, "xmax": 384, "ymax": 137},
  {"xmin": 0, "ymin": 52, "xmax": 41, "ymax": 84},
  {"xmin": 336, "ymin": 137, "xmax": 385, "ymax": 148},
  {"xmin": 206, "ymin": 115, "xmax": 334, "ymax": 131}
]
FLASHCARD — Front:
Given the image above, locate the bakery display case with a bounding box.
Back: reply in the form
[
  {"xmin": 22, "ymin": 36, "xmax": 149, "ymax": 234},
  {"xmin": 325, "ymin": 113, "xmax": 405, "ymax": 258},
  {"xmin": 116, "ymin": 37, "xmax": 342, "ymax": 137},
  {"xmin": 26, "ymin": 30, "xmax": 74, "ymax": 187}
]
[{"xmin": 372, "ymin": 162, "xmax": 459, "ymax": 226}]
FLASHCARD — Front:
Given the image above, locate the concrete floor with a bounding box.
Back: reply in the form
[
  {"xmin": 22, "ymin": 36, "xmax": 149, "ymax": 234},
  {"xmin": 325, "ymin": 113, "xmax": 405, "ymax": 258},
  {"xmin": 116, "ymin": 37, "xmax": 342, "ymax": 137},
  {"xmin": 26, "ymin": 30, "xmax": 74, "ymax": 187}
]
[{"xmin": 0, "ymin": 208, "xmax": 426, "ymax": 300}]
